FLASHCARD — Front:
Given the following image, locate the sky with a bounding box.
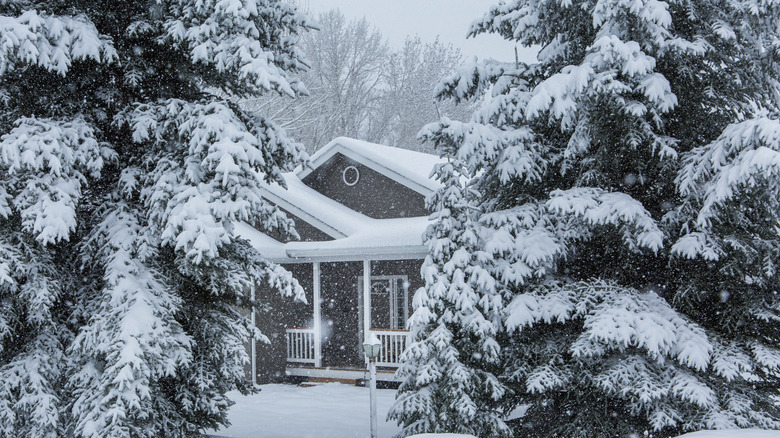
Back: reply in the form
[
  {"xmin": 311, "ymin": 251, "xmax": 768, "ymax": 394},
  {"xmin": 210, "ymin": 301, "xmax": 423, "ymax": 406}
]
[{"xmin": 302, "ymin": 0, "xmax": 539, "ymax": 63}]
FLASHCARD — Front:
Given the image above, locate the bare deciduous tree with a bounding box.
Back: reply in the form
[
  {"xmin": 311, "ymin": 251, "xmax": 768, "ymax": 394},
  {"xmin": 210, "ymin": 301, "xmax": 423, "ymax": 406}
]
[
  {"xmin": 374, "ymin": 36, "xmax": 476, "ymax": 152},
  {"xmin": 239, "ymin": 10, "xmax": 475, "ymax": 154}
]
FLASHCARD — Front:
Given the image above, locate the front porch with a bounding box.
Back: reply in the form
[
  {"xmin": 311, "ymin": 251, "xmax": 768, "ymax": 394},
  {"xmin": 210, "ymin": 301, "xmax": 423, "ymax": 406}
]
[{"xmin": 252, "ymin": 259, "xmax": 422, "ymax": 383}]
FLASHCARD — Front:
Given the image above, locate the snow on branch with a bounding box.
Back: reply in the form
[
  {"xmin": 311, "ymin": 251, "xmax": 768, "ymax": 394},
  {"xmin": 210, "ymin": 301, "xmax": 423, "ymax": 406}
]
[
  {"xmin": 591, "ymin": 356, "xmax": 671, "ymax": 408},
  {"xmin": 0, "ymin": 231, "xmax": 68, "ymax": 436},
  {"xmin": 751, "ymin": 342, "xmax": 780, "ymax": 372},
  {"xmin": 467, "ymin": 0, "xmax": 535, "ymax": 43},
  {"xmin": 710, "ymin": 337, "xmax": 756, "ymax": 383},
  {"xmin": 0, "ymin": 238, "xmax": 20, "ymax": 295},
  {"xmin": 0, "ymin": 186, "xmax": 9, "ymax": 219},
  {"xmin": 678, "ymin": 117, "xmax": 780, "ymax": 228},
  {"xmin": 670, "ymin": 231, "xmax": 723, "ymax": 261},
  {"xmin": 548, "ymin": 187, "xmax": 664, "ymax": 252},
  {"xmin": 576, "ymin": 288, "xmax": 711, "ymax": 370},
  {"xmin": 162, "ymin": 0, "xmax": 312, "ymax": 96},
  {"xmin": 592, "ymin": 0, "xmax": 672, "ymax": 31},
  {"xmin": 525, "ymin": 64, "xmax": 592, "ymax": 127},
  {"xmin": 70, "ymin": 204, "xmax": 192, "ymax": 438},
  {"xmin": 0, "ymin": 117, "xmax": 110, "ymax": 245},
  {"xmin": 670, "ymin": 369, "xmax": 718, "ymax": 409},
  {"xmin": 0, "ymin": 11, "xmax": 116, "ymax": 76},
  {"xmin": 525, "ymin": 35, "xmax": 677, "ymax": 130},
  {"xmin": 178, "ymin": 238, "xmax": 306, "ymax": 304},
  {"xmin": 500, "ymin": 280, "xmax": 771, "ymax": 425},
  {"xmin": 673, "ymin": 117, "xmax": 780, "ymax": 260},
  {"xmin": 434, "ymin": 60, "xmax": 510, "ymax": 104},
  {"xmin": 0, "ymin": 328, "xmax": 64, "ymax": 437},
  {"xmin": 504, "ymin": 283, "xmax": 576, "ymax": 329},
  {"xmin": 420, "ymin": 118, "xmax": 542, "ymax": 183},
  {"xmin": 481, "ymin": 203, "xmax": 565, "ymax": 285},
  {"xmin": 507, "ymin": 280, "xmax": 713, "ymax": 371},
  {"xmin": 526, "ymin": 363, "xmax": 572, "ymax": 393},
  {"xmin": 121, "ymin": 99, "xmax": 306, "ymax": 264}
]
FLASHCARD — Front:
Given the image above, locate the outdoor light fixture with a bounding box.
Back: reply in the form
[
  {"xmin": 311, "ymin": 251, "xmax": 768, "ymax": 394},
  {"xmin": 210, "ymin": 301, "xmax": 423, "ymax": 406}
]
[
  {"xmin": 363, "ymin": 334, "xmax": 382, "ymax": 438},
  {"xmin": 363, "ymin": 338, "xmax": 381, "ymax": 360}
]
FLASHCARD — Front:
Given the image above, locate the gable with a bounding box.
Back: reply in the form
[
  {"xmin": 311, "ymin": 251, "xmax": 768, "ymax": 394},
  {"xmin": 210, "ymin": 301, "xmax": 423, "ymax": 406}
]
[{"xmin": 301, "ymin": 153, "xmax": 428, "ymax": 219}]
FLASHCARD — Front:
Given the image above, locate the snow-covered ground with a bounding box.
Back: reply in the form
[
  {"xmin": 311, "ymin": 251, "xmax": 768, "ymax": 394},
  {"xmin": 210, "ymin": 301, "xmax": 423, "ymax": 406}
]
[
  {"xmin": 210, "ymin": 383, "xmax": 779, "ymax": 438},
  {"xmin": 407, "ymin": 435, "xmax": 477, "ymax": 438},
  {"xmin": 210, "ymin": 383, "xmax": 402, "ymax": 438},
  {"xmin": 676, "ymin": 431, "xmax": 779, "ymax": 438}
]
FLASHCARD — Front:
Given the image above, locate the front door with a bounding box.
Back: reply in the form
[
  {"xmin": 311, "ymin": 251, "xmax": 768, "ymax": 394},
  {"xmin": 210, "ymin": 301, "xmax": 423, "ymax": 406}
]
[{"xmin": 358, "ymin": 275, "xmax": 409, "ymax": 336}]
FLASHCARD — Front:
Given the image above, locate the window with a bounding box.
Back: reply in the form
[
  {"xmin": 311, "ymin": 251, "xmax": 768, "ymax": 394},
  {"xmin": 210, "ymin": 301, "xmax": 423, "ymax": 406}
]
[{"xmin": 342, "ymin": 165, "xmax": 360, "ymax": 186}]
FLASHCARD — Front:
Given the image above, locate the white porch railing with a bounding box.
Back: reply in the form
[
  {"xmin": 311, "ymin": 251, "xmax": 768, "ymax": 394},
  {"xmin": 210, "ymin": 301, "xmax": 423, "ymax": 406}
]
[
  {"xmin": 286, "ymin": 328, "xmax": 316, "ymax": 364},
  {"xmin": 370, "ymin": 329, "xmax": 410, "ymax": 367},
  {"xmin": 285, "ymin": 327, "xmax": 409, "ymax": 368}
]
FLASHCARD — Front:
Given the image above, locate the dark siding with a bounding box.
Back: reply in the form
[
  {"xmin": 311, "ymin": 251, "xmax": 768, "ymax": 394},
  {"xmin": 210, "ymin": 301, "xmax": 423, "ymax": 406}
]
[
  {"xmin": 238, "ymin": 304, "xmax": 253, "ymax": 382},
  {"xmin": 255, "ymin": 263, "xmax": 313, "ymax": 383},
  {"xmin": 320, "ymin": 262, "xmax": 364, "ymax": 368},
  {"xmin": 261, "ymin": 208, "xmax": 334, "ymax": 243},
  {"xmin": 371, "ymin": 259, "xmax": 424, "ymax": 291},
  {"xmin": 372, "ymin": 259, "xmax": 423, "ymax": 294},
  {"xmin": 302, "ymin": 153, "xmax": 427, "ymax": 219}
]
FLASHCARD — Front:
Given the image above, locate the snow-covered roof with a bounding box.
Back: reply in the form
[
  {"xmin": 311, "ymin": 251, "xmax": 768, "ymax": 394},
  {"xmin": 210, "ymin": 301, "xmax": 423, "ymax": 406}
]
[
  {"xmin": 299, "ymin": 137, "xmax": 444, "ymax": 194},
  {"xmin": 237, "ymin": 138, "xmax": 440, "ymax": 262}
]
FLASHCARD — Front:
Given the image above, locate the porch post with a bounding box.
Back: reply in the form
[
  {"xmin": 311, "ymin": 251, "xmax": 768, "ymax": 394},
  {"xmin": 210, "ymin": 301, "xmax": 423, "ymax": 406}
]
[
  {"xmin": 250, "ymin": 287, "xmax": 256, "ymax": 386},
  {"xmin": 362, "ymin": 259, "xmax": 371, "ymax": 358},
  {"xmin": 313, "ymin": 261, "xmax": 322, "ymax": 368}
]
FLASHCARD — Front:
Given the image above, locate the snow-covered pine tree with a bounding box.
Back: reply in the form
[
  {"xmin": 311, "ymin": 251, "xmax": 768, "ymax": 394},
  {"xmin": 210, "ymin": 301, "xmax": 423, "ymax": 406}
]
[
  {"xmin": 389, "ymin": 134, "xmax": 510, "ymax": 437},
  {"xmin": 392, "ymin": 0, "xmax": 780, "ymax": 436},
  {"xmin": 0, "ymin": 1, "xmax": 309, "ymax": 436}
]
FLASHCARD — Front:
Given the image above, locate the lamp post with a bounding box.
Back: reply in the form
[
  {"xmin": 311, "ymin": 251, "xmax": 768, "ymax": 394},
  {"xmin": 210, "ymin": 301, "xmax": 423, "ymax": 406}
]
[{"xmin": 363, "ymin": 333, "xmax": 382, "ymax": 438}]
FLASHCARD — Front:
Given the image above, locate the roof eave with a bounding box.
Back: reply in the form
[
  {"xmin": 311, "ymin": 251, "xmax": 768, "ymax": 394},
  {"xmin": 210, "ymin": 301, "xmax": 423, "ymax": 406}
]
[{"xmin": 276, "ymin": 245, "xmax": 428, "ymax": 263}]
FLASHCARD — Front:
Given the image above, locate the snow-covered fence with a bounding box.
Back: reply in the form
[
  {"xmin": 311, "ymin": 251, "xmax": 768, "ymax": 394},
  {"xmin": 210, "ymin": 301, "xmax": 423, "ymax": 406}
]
[
  {"xmin": 370, "ymin": 330, "xmax": 409, "ymax": 367},
  {"xmin": 286, "ymin": 328, "xmax": 316, "ymax": 364}
]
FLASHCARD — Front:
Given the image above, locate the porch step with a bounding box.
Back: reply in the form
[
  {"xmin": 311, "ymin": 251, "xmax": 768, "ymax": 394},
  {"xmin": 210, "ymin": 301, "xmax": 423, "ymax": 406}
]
[
  {"xmin": 286, "ymin": 366, "xmax": 400, "ymax": 382},
  {"xmin": 301, "ymin": 376, "xmax": 361, "ymax": 387}
]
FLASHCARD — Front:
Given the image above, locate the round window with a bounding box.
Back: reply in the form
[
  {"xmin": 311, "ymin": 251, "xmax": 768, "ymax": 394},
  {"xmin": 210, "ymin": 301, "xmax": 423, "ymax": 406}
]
[{"xmin": 342, "ymin": 165, "xmax": 360, "ymax": 186}]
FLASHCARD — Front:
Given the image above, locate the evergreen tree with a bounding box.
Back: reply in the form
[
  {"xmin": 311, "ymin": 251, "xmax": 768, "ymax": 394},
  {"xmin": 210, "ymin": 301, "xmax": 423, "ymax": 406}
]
[
  {"xmin": 0, "ymin": 1, "xmax": 308, "ymax": 436},
  {"xmin": 391, "ymin": 0, "xmax": 780, "ymax": 436},
  {"xmin": 390, "ymin": 149, "xmax": 510, "ymax": 437}
]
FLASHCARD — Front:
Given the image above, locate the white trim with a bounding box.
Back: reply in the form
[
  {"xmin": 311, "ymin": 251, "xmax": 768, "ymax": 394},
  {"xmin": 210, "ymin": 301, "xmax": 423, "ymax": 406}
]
[
  {"xmin": 342, "ymin": 165, "xmax": 360, "ymax": 186},
  {"xmin": 298, "ymin": 143, "xmax": 434, "ymax": 196},
  {"xmin": 262, "ymin": 247, "xmax": 427, "ymax": 264},
  {"xmin": 297, "ymin": 144, "xmax": 348, "ymax": 179},
  {"xmin": 285, "ymin": 328, "xmax": 316, "ymax": 364},
  {"xmin": 362, "ymin": 260, "xmax": 371, "ymax": 367},
  {"xmin": 369, "ymin": 329, "xmax": 410, "ymax": 367},
  {"xmin": 313, "ymin": 262, "xmax": 322, "ymax": 368},
  {"xmin": 284, "ymin": 245, "xmax": 428, "ymax": 261}
]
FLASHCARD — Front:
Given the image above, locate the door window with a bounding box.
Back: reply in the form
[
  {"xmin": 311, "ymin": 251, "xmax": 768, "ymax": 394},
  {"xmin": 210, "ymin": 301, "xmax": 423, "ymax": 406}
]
[{"xmin": 358, "ymin": 275, "xmax": 409, "ymax": 330}]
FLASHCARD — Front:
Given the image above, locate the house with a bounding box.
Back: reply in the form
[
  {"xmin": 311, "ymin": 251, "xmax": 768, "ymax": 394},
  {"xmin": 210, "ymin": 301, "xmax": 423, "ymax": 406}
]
[{"xmin": 237, "ymin": 137, "xmax": 442, "ymax": 383}]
